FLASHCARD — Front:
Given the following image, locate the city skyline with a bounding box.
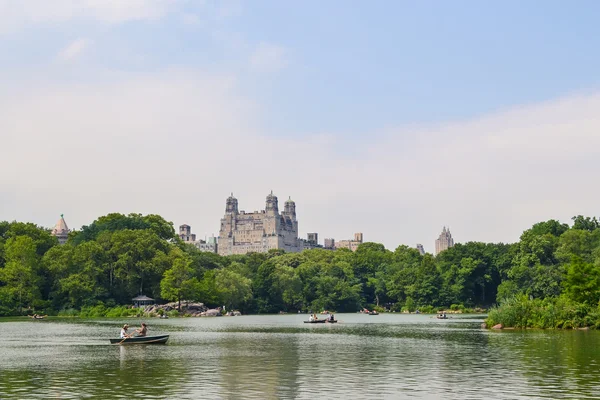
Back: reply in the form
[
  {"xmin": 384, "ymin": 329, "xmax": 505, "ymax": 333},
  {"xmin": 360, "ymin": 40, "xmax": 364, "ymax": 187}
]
[{"xmin": 2, "ymin": 1, "xmax": 599, "ymax": 250}]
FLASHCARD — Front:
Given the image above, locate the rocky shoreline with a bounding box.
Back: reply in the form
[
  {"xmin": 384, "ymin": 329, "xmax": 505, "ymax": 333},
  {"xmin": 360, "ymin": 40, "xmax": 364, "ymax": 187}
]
[{"xmin": 143, "ymin": 302, "xmax": 242, "ymax": 317}]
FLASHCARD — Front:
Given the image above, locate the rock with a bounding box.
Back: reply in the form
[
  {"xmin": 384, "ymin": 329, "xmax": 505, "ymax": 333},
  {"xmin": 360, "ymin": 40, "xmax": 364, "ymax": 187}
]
[
  {"xmin": 481, "ymin": 323, "xmax": 487, "ymax": 329},
  {"xmin": 492, "ymin": 324, "xmax": 503, "ymax": 330}
]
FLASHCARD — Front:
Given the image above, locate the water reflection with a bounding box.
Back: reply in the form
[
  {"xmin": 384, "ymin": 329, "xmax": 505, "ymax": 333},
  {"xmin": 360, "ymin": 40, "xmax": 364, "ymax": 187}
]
[{"xmin": 1, "ymin": 315, "xmax": 600, "ymax": 399}]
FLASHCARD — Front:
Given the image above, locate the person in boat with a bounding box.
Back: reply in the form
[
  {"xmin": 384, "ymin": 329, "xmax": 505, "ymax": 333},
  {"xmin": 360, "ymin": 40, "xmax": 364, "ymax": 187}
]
[
  {"xmin": 329, "ymin": 314, "xmax": 335, "ymax": 321},
  {"xmin": 309, "ymin": 314, "xmax": 314, "ymax": 322},
  {"xmin": 134, "ymin": 322, "xmax": 148, "ymax": 337},
  {"xmin": 120, "ymin": 324, "xmax": 131, "ymax": 339}
]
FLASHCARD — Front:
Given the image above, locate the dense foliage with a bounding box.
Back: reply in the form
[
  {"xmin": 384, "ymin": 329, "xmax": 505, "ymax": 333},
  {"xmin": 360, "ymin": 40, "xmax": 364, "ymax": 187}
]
[{"xmin": 1, "ymin": 214, "xmax": 600, "ymax": 327}]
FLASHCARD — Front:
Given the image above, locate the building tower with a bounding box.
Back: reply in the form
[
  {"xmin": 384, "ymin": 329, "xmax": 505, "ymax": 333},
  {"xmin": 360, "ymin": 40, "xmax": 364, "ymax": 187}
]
[
  {"xmin": 265, "ymin": 191, "xmax": 279, "ymax": 215},
  {"xmin": 354, "ymin": 233, "xmax": 364, "ymax": 243},
  {"xmin": 284, "ymin": 197, "xmax": 296, "ymax": 220},
  {"xmin": 51, "ymin": 214, "xmax": 70, "ymax": 245},
  {"xmin": 324, "ymin": 238, "xmax": 335, "ymax": 249},
  {"xmin": 416, "ymin": 243, "xmax": 425, "ymax": 256},
  {"xmin": 435, "ymin": 227, "xmax": 454, "ymax": 255},
  {"xmin": 225, "ymin": 193, "xmax": 239, "ymax": 214},
  {"xmin": 179, "ymin": 224, "xmax": 196, "ymax": 242},
  {"xmin": 307, "ymin": 232, "xmax": 318, "ymax": 245}
]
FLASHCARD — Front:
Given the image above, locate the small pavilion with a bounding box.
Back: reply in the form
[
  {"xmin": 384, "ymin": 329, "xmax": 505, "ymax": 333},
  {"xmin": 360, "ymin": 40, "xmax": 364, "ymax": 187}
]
[{"xmin": 132, "ymin": 295, "xmax": 155, "ymax": 308}]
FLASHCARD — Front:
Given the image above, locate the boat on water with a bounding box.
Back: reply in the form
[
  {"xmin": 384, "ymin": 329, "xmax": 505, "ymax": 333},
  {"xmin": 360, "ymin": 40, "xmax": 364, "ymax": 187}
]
[
  {"xmin": 436, "ymin": 314, "xmax": 448, "ymax": 319},
  {"xmin": 368, "ymin": 311, "xmax": 379, "ymax": 315},
  {"xmin": 110, "ymin": 335, "xmax": 169, "ymax": 345},
  {"xmin": 304, "ymin": 319, "xmax": 326, "ymax": 324},
  {"xmin": 325, "ymin": 319, "xmax": 338, "ymax": 323}
]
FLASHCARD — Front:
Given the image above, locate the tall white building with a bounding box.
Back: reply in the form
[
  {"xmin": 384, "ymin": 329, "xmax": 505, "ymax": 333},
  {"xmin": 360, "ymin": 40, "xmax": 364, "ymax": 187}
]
[{"xmin": 435, "ymin": 227, "xmax": 454, "ymax": 255}]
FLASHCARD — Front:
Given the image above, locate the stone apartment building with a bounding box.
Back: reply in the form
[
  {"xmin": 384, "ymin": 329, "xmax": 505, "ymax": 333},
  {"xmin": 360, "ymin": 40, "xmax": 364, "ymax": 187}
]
[
  {"xmin": 179, "ymin": 224, "xmax": 217, "ymax": 253},
  {"xmin": 335, "ymin": 232, "xmax": 363, "ymax": 251},
  {"xmin": 217, "ymin": 192, "xmax": 302, "ymax": 256}
]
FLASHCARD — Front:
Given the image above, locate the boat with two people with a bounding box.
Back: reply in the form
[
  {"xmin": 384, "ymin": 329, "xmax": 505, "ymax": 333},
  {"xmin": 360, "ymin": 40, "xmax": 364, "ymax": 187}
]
[
  {"xmin": 304, "ymin": 313, "xmax": 338, "ymax": 323},
  {"xmin": 437, "ymin": 312, "xmax": 448, "ymax": 319},
  {"xmin": 110, "ymin": 323, "xmax": 169, "ymax": 345}
]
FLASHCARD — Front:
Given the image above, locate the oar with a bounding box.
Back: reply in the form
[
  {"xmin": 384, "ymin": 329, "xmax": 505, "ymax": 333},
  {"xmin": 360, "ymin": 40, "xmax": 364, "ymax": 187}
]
[{"xmin": 117, "ymin": 333, "xmax": 133, "ymax": 345}]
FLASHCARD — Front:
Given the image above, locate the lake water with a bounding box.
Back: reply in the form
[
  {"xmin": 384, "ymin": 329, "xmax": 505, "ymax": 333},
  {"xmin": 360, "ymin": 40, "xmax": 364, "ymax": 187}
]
[{"xmin": 1, "ymin": 314, "xmax": 599, "ymax": 399}]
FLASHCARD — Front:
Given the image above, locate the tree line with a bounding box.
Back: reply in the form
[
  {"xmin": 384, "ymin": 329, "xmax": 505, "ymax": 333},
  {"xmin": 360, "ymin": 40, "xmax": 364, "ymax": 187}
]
[{"xmin": 1, "ymin": 213, "xmax": 599, "ymax": 320}]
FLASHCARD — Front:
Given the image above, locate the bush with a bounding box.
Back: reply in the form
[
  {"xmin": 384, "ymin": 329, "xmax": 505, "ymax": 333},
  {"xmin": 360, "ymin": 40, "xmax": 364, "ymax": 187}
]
[
  {"xmin": 417, "ymin": 305, "xmax": 436, "ymax": 314},
  {"xmin": 58, "ymin": 308, "xmax": 79, "ymax": 317},
  {"xmin": 486, "ymin": 295, "xmax": 600, "ymax": 329}
]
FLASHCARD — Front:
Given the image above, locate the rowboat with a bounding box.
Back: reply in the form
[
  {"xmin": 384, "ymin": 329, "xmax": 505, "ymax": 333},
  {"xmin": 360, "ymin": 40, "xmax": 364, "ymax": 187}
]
[
  {"xmin": 304, "ymin": 320, "xmax": 326, "ymax": 323},
  {"xmin": 325, "ymin": 319, "xmax": 338, "ymax": 323},
  {"xmin": 110, "ymin": 335, "xmax": 169, "ymax": 345}
]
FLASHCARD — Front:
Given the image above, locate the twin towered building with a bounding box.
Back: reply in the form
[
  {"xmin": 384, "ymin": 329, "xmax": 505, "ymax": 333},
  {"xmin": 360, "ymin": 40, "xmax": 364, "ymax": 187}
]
[{"xmin": 218, "ymin": 192, "xmax": 304, "ymax": 255}]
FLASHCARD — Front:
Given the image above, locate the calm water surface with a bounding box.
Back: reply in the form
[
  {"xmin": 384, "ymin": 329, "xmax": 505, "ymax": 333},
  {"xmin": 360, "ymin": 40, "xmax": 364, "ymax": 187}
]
[{"xmin": 1, "ymin": 314, "xmax": 599, "ymax": 399}]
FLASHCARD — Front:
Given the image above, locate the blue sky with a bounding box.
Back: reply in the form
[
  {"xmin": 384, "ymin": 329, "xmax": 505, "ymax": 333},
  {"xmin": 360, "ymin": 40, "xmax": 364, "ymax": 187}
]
[{"xmin": 1, "ymin": 1, "xmax": 599, "ymax": 250}]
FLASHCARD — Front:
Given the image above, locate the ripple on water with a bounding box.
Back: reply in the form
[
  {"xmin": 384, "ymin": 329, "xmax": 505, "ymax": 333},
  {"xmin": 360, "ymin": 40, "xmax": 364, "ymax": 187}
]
[{"xmin": 1, "ymin": 315, "xmax": 600, "ymax": 399}]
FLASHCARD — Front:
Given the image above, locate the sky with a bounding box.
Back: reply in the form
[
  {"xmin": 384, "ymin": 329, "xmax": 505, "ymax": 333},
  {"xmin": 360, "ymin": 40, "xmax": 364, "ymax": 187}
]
[{"xmin": 1, "ymin": 0, "xmax": 600, "ymax": 251}]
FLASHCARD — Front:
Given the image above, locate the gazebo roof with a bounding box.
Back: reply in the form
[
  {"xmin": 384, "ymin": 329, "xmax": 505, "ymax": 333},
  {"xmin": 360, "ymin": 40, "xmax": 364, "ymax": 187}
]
[{"xmin": 132, "ymin": 295, "xmax": 154, "ymax": 301}]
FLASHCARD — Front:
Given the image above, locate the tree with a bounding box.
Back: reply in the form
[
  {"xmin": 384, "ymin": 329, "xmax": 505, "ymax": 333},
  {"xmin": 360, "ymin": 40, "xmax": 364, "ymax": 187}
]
[
  {"xmin": 571, "ymin": 215, "xmax": 600, "ymax": 232},
  {"xmin": 160, "ymin": 250, "xmax": 201, "ymax": 310},
  {"xmin": 0, "ymin": 236, "xmax": 41, "ymax": 314},
  {"xmin": 563, "ymin": 256, "xmax": 600, "ymax": 305},
  {"xmin": 215, "ymin": 268, "xmax": 252, "ymax": 311}
]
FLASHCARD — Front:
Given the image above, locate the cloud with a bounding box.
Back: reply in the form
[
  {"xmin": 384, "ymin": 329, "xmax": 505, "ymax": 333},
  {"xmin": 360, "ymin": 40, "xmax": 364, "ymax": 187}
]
[
  {"xmin": 57, "ymin": 38, "xmax": 92, "ymax": 62},
  {"xmin": 0, "ymin": 69, "xmax": 599, "ymax": 251},
  {"xmin": 0, "ymin": 0, "xmax": 178, "ymax": 33},
  {"xmin": 249, "ymin": 42, "xmax": 288, "ymax": 72}
]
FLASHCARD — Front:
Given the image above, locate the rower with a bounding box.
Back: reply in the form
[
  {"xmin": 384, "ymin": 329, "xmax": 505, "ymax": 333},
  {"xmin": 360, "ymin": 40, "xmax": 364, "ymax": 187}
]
[{"xmin": 120, "ymin": 324, "xmax": 131, "ymax": 338}]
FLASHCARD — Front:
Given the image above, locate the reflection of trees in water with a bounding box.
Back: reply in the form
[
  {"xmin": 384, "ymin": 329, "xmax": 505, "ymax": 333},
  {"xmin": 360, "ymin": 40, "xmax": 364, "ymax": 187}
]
[
  {"xmin": 216, "ymin": 334, "xmax": 300, "ymax": 399},
  {"xmin": 486, "ymin": 330, "xmax": 600, "ymax": 398}
]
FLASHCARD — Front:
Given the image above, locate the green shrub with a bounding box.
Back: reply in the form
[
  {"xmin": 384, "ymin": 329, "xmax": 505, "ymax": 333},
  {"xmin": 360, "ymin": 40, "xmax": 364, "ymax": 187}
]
[
  {"xmin": 58, "ymin": 308, "xmax": 79, "ymax": 317},
  {"xmin": 486, "ymin": 295, "xmax": 600, "ymax": 329}
]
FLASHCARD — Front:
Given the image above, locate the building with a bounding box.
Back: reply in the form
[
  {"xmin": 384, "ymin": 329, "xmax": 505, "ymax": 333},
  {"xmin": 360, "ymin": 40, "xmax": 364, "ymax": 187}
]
[
  {"xmin": 51, "ymin": 214, "xmax": 70, "ymax": 244},
  {"xmin": 179, "ymin": 224, "xmax": 217, "ymax": 253},
  {"xmin": 435, "ymin": 226, "xmax": 455, "ymax": 255},
  {"xmin": 179, "ymin": 224, "xmax": 196, "ymax": 242},
  {"xmin": 335, "ymin": 232, "xmax": 363, "ymax": 251},
  {"xmin": 416, "ymin": 243, "xmax": 425, "ymax": 256},
  {"xmin": 218, "ymin": 192, "xmax": 302, "ymax": 256},
  {"xmin": 300, "ymin": 233, "xmax": 323, "ymax": 250},
  {"xmin": 323, "ymin": 238, "xmax": 335, "ymax": 249},
  {"xmin": 196, "ymin": 235, "xmax": 218, "ymax": 253}
]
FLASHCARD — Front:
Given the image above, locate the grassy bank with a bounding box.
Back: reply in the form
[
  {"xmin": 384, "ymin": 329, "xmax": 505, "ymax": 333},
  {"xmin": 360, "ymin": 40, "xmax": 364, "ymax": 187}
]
[{"xmin": 485, "ymin": 295, "xmax": 600, "ymax": 329}]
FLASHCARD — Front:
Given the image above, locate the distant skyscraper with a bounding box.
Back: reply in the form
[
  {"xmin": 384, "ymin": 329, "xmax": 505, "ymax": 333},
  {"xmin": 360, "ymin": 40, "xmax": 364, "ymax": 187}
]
[
  {"xmin": 416, "ymin": 243, "xmax": 425, "ymax": 255},
  {"xmin": 324, "ymin": 238, "xmax": 335, "ymax": 249},
  {"xmin": 307, "ymin": 233, "xmax": 318, "ymax": 245},
  {"xmin": 51, "ymin": 214, "xmax": 69, "ymax": 244},
  {"xmin": 435, "ymin": 227, "xmax": 454, "ymax": 255}
]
